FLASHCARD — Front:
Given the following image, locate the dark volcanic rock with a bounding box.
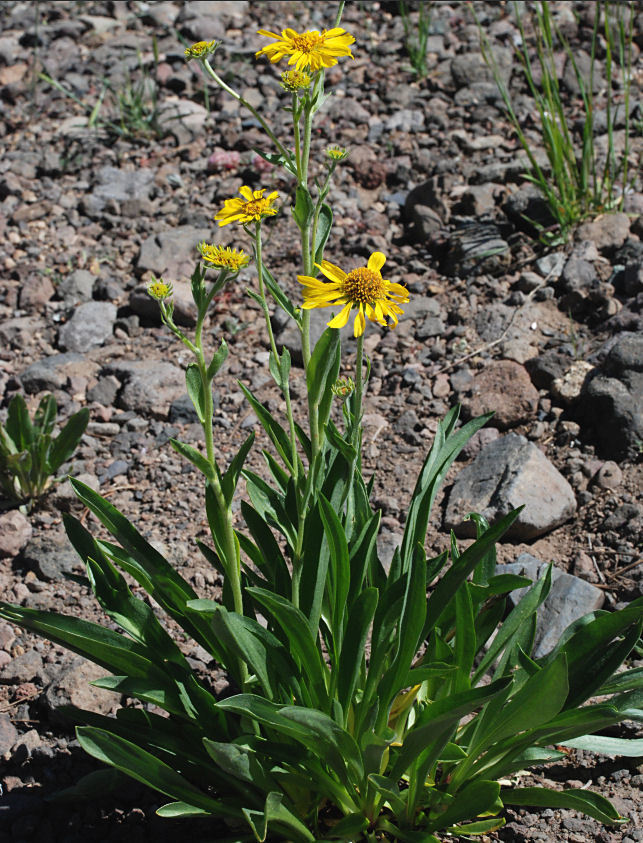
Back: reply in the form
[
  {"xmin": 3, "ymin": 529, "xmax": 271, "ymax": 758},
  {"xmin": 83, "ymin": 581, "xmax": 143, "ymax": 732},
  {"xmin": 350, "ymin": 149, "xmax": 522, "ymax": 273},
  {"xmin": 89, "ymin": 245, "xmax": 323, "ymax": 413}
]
[{"xmin": 578, "ymin": 332, "xmax": 643, "ymax": 460}]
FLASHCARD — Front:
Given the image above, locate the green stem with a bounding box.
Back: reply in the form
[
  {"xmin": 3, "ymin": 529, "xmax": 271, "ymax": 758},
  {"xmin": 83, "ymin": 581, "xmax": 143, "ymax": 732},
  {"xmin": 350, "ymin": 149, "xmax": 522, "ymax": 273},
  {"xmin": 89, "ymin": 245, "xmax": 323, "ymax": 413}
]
[
  {"xmin": 254, "ymin": 223, "xmax": 298, "ymax": 480},
  {"xmin": 293, "ymin": 93, "xmax": 302, "ymax": 181},
  {"xmin": 353, "ymin": 333, "xmax": 365, "ymax": 451},
  {"xmin": 202, "ymin": 59, "xmax": 292, "ymax": 164}
]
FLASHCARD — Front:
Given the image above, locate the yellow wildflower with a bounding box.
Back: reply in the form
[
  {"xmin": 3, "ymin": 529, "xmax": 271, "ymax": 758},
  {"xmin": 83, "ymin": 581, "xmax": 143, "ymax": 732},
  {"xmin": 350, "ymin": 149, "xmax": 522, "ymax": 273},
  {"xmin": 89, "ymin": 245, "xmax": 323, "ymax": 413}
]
[
  {"xmin": 326, "ymin": 145, "xmax": 348, "ymax": 162},
  {"xmin": 256, "ymin": 27, "xmax": 355, "ymax": 73},
  {"xmin": 215, "ymin": 186, "xmax": 279, "ymax": 227},
  {"xmin": 298, "ymin": 252, "xmax": 409, "ymax": 338},
  {"xmin": 147, "ymin": 278, "xmax": 173, "ymax": 301},
  {"xmin": 184, "ymin": 40, "xmax": 219, "ymax": 61},
  {"xmin": 280, "ymin": 69, "xmax": 313, "ymax": 92},
  {"xmin": 198, "ymin": 243, "xmax": 250, "ymax": 271}
]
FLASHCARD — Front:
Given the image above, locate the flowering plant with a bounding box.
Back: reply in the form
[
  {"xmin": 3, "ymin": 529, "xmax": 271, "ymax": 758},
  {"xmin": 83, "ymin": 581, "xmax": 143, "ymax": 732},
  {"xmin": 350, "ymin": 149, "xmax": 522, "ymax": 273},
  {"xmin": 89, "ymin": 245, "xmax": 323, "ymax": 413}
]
[{"xmin": 1, "ymin": 4, "xmax": 641, "ymax": 841}]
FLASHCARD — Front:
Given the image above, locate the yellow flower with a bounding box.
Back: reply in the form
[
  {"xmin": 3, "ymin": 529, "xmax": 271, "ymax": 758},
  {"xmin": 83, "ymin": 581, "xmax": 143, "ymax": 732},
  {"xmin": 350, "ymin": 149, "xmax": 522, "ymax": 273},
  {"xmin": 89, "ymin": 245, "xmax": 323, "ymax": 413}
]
[
  {"xmin": 198, "ymin": 243, "xmax": 250, "ymax": 271},
  {"xmin": 184, "ymin": 40, "xmax": 219, "ymax": 61},
  {"xmin": 326, "ymin": 145, "xmax": 348, "ymax": 162},
  {"xmin": 215, "ymin": 186, "xmax": 279, "ymax": 227},
  {"xmin": 280, "ymin": 69, "xmax": 312, "ymax": 92},
  {"xmin": 256, "ymin": 27, "xmax": 355, "ymax": 73},
  {"xmin": 298, "ymin": 252, "xmax": 409, "ymax": 337},
  {"xmin": 147, "ymin": 278, "xmax": 173, "ymax": 301}
]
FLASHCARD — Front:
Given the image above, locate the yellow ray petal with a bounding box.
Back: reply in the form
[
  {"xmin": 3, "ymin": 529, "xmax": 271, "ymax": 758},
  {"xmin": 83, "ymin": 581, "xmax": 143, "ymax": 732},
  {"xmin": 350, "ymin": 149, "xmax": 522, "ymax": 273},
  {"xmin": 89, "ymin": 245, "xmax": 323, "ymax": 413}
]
[
  {"xmin": 239, "ymin": 186, "xmax": 254, "ymax": 201},
  {"xmin": 317, "ymin": 261, "xmax": 347, "ymax": 284},
  {"xmin": 368, "ymin": 252, "xmax": 386, "ymax": 273},
  {"xmin": 327, "ymin": 302, "xmax": 353, "ymax": 329},
  {"xmin": 353, "ymin": 305, "xmax": 366, "ymax": 336}
]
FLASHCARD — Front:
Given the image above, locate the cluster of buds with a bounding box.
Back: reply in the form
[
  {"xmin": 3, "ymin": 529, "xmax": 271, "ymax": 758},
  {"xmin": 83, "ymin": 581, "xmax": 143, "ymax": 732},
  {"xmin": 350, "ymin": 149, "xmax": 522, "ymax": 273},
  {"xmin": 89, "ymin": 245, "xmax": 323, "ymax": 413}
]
[
  {"xmin": 331, "ymin": 376, "xmax": 355, "ymax": 399},
  {"xmin": 184, "ymin": 40, "xmax": 220, "ymax": 61}
]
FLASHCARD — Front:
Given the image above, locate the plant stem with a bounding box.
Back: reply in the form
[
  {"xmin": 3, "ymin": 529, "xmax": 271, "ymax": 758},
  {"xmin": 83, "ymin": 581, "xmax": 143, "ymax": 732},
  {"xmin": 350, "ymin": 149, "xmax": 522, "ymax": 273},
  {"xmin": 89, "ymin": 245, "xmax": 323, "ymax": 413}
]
[
  {"xmin": 202, "ymin": 59, "xmax": 291, "ymax": 164},
  {"xmin": 353, "ymin": 332, "xmax": 365, "ymax": 451},
  {"xmin": 254, "ymin": 223, "xmax": 298, "ymax": 479}
]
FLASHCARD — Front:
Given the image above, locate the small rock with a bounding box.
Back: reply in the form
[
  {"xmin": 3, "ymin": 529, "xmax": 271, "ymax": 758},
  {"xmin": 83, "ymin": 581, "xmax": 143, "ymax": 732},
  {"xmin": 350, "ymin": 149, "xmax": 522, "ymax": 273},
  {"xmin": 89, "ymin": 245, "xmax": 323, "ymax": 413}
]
[
  {"xmin": 0, "ymin": 649, "xmax": 43, "ymax": 684},
  {"xmin": 572, "ymin": 550, "xmax": 599, "ymax": 583},
  {"xmin": 0, "ymin": 713, "xmax": 19, "ymax": 755},
  {"xmin": 550, "ymin": 360, "xmax": 593, "ymax": 406},
  {"xmin": 501, "ymin": 553, "xmax": 604, "ymax": 657},
  {"xmin": 0, "ymin": 510, "xmax": 32, "ymax": 558},
  {"xmin": 377, "ymin": 530, "xmax": 403, "ymax": 574},
  {"xmin": 137, "ymin": 225, "xmax": 212, "ymax": 279},
  {"xmin": 56, "ymin": 269, "xmax": 95, "ymax": 305},
  {"xmin": 106, "ymin": 360, "xmax": 186, "ymax": 419},
  {"xmin": 576, "ymin": 213, "xmax": 631, "ymax": 254},
  {"xmin": 461, "ymin": 360, "xmax": 539, "ymax": 429},
  {"xmin": 58, "ymin": 302, "xmax": 117, "ymax": 352},
  {"xmin": 593, "ymin": 461, "xmax": 623, "ymax": 490},
  {"xmin": 18, "ymin": 274, "xmax": 55, "ymax": 309},
  {"xmin": 21, "ymin": 529, "xmax": 83, "ymax": 581},
  {"xmin": 444, "ymin": 433, "xmax": 577, "ymax": 540},
  {"xmin": 44, "ymin": 656, "xmax": 115, "ymax": 723},
  {"xmin": 82, "ymin": 165, "xmax": 155, "ymax": 218}
]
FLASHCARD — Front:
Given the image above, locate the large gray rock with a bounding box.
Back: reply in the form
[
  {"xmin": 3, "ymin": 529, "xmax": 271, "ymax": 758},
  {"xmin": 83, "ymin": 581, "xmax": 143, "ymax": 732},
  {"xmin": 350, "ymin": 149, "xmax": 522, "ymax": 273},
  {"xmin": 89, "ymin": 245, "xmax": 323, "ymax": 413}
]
[
  {"xmin": 578, "ymin": 332, "xmax": 643, "ymax": 460},
  {"xmin": 444, "ymin": 433, "xmax": 577, "ymax": 540},
  {"xmin": 20, "ymin": 353, "xmax": 99, "ymax": 393},
  {"xmin": 105, "ymin": 359, "xmax": 185, "ymax": 419},
  {"xmin": 502, "ymin": 553, "xmax": 604, "ymax": 657},
  {"xmin": 58, "ymin": 301, "xmax": 117, "ymax": 352},
  {"xmin": 137, "ymin": 225, "xmax": 211, "ymax": 279},
  {"xmin": 21, "ymin": 530, "xmax": 83, "ymax": 581},
  {"xmin": 56, "ymin": 269, "xmax": 95, "ymax": 305}
]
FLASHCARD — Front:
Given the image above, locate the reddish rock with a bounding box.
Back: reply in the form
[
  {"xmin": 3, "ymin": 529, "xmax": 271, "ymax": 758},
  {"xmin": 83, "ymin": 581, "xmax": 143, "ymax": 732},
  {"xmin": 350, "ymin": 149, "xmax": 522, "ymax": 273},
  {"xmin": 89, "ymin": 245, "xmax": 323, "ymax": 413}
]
[{"xmin": 462, "ymin": 360, "xmax": 539, "ymax": 430}]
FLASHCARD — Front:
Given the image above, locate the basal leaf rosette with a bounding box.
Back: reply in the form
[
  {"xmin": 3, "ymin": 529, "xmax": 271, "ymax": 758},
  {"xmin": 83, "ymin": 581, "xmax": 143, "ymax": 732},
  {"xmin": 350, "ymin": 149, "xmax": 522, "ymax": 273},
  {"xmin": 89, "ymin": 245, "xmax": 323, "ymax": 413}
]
[
  {"xmin": 256, "ymin": 26, "xmax": 355, "ymax": 72},
  {"xmin": 298, "ymin": 251, "xmax": 409, "ymax": 337}
]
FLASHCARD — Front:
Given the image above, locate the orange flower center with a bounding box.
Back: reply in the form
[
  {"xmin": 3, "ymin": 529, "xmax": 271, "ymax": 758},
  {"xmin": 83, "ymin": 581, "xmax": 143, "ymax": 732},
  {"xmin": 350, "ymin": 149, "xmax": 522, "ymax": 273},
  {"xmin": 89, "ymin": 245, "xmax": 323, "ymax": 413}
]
[
  {"xmin": 291, "ymin": 31, "xmax": 324, "ymax": 53},
  {"xmin": 343, "ymin": 268, "xmax": 385, "ymax": 305}
]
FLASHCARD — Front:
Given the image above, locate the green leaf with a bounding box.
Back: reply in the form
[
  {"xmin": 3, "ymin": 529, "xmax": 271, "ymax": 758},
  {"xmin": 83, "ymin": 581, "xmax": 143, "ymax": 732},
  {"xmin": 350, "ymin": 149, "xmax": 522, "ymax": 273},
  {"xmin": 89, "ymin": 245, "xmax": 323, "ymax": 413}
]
[
  {"xmin": 261, "ymin": 262, "xmax": 299, "ymax": 323},
  {"xmin": 206, "ymin": 338, "xmax": 229, "ymax": 380},
  {"xmin": 425, "ymin": 508, "xmax": 522, "ymax": 643},
  {"xmin": 76, "ymin": 727, "xmax": 226, "ymax": 815},
  {"xmin": 307, "ymin": 327, "xmax": 341, "ymax": 435},
  {"xmin": 247, "ymin": 588, "xmax": 328, "ymax": 707},
  {"xmin": 0, "ymin": 601, "xmax": 168, "ymax": 681},
  {"xmin": 473, "ymin": 564, "xmax": 552, "ymax": 682},
  {"xmin": 322, "ymin": 813, "xmax": 368, "ymax": 839},
  {"xmin": 90, "ymin": 675, "xmax": 187, "ymax": 717},
  {"xmin": 269, "ymin": 347, "xmax": 291, "ymax": 392},
  {"xmin": 190, "ymin": 262, "xmax": 206, "ymax": 309},
  {"xmin": 401, "ymin": 410, "xmax": 493, "ymax": 575},
  {"xmin": 239, "ymin": 383, "xmax": 294, "ymax": 471},
  {"xmin": 34, "ymin": 394, "xmax": 57, "ymax": 436},
  {"xmin": 243, "ymin": 470, "xmax": 297, "ymax": 549},
  {"xmin": 242, "ymin": 791, "xmax": 315, "ymax": 843},
  {"xmin": 222, "ymin": 432, "xmax": 255, "ymax": 505},
  {"xmin": 292, "ymin": 184, "xmax": 315, "ymax": 229},
  {"xmin": 559, "ymin": 735, "xmax": 643, "ymax": 757},
  {"xmin": 428, "ymin": 780, "xmax": 500, "ymax": 832},
  {"xmin": 598, "ymin": 666, "xmax": 643, "ymax": 695},
  {"xmin": 48, "ymin": 408, "xmax": 89, "ymax": 473},
  {"xmin": 6, "ymin": 394, "xmax": 34, "ymax": 449},
  {"xmin": 446, "ymin": 818, "xmax": 506, "ymax": 836},
  {"xmin": 240, "ymin": 502, "xmax": 291, "ymax": 597},
  {"xmin": 313, "ymin": 203, "xmax": 333, "ymax": 264},
  {"xmin": 170, "ymin": 438, "xmax": 214, "ymax": 482},
  {"xmin": 319, "ymin": 494, "xmax": 350, "ymax": 647},
  {"xmin": 69, "ymin": 479, "xmax": 219, "ymax": 658},
  {"xmin": 337, "ymin": 587, "xmax": 378, "ymax": 716},
  {"xmin": 503, "ymin": 787, "xmax": 626, "ymax": 825},
  {"xmin": 47, "ymin": 768, "xmax": 123, "ymax": 803},
  {"xmin": 156, "ymin": 802, "xmax": 210, "ymax": 818},
  {"xmin": 185, "ymin": 363, "xmax": 206, "ymax": 424}
]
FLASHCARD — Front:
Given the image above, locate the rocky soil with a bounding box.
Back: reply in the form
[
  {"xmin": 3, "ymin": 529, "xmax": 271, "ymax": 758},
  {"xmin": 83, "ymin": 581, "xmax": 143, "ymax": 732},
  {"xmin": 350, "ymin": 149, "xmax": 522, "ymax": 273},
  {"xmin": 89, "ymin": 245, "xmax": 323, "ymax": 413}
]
[{"xmin": 0, "ymin": 1, "xmax": 641, "ymax": 841}]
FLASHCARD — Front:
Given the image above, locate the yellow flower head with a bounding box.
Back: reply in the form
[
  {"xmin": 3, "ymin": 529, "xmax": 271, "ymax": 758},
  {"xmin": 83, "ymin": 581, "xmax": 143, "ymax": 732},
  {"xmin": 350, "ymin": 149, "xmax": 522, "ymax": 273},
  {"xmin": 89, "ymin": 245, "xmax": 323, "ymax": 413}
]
[
  {"xmin": 331, "ymin": 376, "xmax": 355, "ymax": 399},
  {"xmin": 198, "ymin": 242, "xmax": 250, "ymax": 271},
  {"xmin": 326, "ymin": 145, "xmax": 349, "ymax": 162},
  {"xmin": 280, "ymin": 69, "xmax": 312, "ymax": 92},
  {"xmin": 147, "ymin": 278, "xmax": 173, "ymax": 301},
  {"xmin": 215, "ymin": 186, "xmax": 279, "ymax": 227},
  {"xmin": 256, "ymin": 27, "xmax": 355, "ymax": 73},
  {"xmin": 298, "ymin": 252, "xmax": 409, "ymax": 338},
  {"xmin": 184, "ymin": 40, "xmax": 220, "ymax": 61}
]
